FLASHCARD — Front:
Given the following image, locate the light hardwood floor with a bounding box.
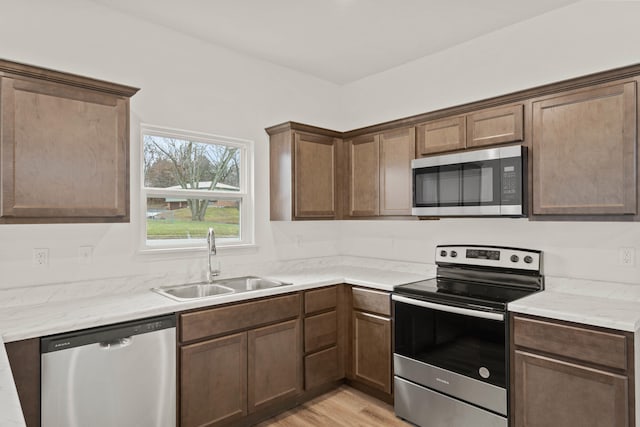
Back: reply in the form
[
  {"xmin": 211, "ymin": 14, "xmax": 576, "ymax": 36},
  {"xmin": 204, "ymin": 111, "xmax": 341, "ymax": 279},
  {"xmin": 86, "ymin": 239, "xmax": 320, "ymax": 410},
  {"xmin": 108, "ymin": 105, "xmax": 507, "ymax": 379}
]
[{"xmin": 256, "ymin": 386, "xmax": 411, "ymax": 426}]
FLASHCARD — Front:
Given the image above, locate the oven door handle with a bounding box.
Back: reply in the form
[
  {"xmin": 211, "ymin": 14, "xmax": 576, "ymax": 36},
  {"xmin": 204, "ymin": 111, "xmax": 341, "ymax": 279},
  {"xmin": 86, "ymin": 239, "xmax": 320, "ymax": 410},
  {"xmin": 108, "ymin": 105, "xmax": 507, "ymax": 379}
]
[{"xmin": 392, "ymin": 295, "xmax": 504, "ymax": 321}]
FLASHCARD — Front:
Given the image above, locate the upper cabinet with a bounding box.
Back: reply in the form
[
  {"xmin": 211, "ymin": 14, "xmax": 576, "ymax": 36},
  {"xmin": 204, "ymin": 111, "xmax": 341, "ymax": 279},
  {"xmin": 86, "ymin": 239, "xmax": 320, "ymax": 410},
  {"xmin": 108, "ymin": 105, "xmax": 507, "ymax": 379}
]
[
  {"xmin": 416, "ymin": 116, "xmax": 465, "ymax": 156},
  {"xmin": 267, "ymin": 64, "xmax": 640, "ymax": 222},
  {"xmin": 0, "ymin": 59, "xmax": 139, "ymax": 223},
  {"xmin": 379, "ymin": 128, "xmax": 416, "ymax": 216},
  {"xmin": 346, "ymin": 127, "xmax": 415, "ymax": 217},
  {"xmin": 347, "ymin": 134, "xmax": 380, "ymax": 217},
  {"xmin": 531, "ymin": 80, "xmax": 637, "ymax": 216},
  {"xmin": 267, "ymin": 123, "xmax": 342, "ymax": 220},
  {"xmin": 417, "ymin": 104, "xmax": 523, "ymax": 156},
  {"xmin": 467, "ymin": 104, "xmax": 524, "ymax": 148}
]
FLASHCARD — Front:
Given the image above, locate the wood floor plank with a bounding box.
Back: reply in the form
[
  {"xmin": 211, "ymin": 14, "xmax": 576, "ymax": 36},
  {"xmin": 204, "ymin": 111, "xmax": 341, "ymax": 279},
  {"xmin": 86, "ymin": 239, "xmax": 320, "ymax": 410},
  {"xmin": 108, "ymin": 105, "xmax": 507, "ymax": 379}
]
[{"xmin": 255, "ymin": 385, "xmax": 411, "ymax": 427}]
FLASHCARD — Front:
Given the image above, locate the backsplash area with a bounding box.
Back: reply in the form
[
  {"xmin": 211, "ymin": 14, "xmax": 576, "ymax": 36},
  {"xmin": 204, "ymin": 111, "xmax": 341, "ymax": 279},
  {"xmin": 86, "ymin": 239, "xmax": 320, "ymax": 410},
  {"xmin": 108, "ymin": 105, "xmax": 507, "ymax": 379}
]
[{"xmin": 337, "ymin": 219, "xmax": 640, "ymax": 285}]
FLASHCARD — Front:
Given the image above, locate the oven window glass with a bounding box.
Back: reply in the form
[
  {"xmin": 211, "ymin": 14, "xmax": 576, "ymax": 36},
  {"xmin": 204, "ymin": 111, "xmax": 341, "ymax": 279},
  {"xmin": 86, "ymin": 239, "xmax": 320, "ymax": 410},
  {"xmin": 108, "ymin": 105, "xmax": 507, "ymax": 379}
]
[{"xmin": 394, "ymin": 301, "xmax": 505, "ymax": 388}]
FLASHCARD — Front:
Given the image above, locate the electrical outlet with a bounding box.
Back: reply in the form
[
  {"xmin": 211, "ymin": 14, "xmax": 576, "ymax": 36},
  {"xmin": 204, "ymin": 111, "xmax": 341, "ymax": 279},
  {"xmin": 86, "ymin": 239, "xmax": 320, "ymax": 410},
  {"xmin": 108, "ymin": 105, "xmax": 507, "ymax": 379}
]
[
  {"xmin": 619, "ymin": 247, "xmax": 635, "ymax": 266},
  {"xmin": 33, "ymin": 248, "xmax": 49, "ymax": 267},
  {"xmin": 79, "ymin": 246, "xmax": 93, "ymax": 265}
]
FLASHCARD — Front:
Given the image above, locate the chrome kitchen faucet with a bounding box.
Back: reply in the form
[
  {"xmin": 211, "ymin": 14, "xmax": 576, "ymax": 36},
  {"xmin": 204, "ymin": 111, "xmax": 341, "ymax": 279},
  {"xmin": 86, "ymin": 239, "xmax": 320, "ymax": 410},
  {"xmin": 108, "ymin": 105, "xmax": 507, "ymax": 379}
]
[{"xmin": 207, "ymin": 227, "xmax": 220, "ymax": 283}]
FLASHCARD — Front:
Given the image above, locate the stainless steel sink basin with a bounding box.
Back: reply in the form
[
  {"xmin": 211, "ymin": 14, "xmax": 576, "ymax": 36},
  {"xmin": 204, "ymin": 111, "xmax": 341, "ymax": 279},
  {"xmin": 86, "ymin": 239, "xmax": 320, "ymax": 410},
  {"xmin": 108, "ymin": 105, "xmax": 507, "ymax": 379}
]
[
  {"xmin": 215, "ymin": 276, "xmax": 291, "ymax": 291},
  {"xmin": 152, "ymin": 283, "xmax": 235, "ymax": 301},
  {"xmin": 152, "ymin": 276, "xmax": 292, "ymax": 301}
]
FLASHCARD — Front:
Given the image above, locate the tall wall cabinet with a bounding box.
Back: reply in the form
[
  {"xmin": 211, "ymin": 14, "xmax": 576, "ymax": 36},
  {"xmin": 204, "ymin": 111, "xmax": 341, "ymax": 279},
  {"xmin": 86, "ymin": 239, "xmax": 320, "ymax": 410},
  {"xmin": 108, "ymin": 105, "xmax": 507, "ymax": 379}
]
[{"xmin": 0, "ymin": 59, "xmax": 138, "ymax": 223}]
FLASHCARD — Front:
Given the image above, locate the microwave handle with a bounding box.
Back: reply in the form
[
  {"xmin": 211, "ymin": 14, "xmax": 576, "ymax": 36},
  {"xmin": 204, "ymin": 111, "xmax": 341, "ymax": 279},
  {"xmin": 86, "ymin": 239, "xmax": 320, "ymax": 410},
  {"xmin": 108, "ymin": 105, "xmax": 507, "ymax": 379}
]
[{"xmin": 392, "ymin": 295, "xmax": 504, "ymax": 321}]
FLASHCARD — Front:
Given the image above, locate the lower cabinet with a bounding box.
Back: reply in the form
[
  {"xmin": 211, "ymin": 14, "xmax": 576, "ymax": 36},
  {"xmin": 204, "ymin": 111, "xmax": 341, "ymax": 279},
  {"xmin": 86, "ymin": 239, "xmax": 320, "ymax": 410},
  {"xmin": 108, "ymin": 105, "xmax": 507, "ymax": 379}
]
[
  {"xmin": 352, "ymin": 311, "xmax": 392, "ymax": 394},
  {"xmin": 179, "ymin": 293, "xmax": 302, "ymax": 427},
  {"xmin": 302, "ymin": 285, "xmax": 343, "ymax": 391},
  {"xmin": 511, "ymin": 314, "xmax": 634, "ymax": 427},
  {"xmin": 180, "ymin": 333, "xmax": 248, "ymax": 427},
  {"xmin": 349, "ymin": 287, "xmax": 392, "ymax": 397},
  {"xmin": 248, "ymin": 320, "xmax": 302, "ymax": 412}
]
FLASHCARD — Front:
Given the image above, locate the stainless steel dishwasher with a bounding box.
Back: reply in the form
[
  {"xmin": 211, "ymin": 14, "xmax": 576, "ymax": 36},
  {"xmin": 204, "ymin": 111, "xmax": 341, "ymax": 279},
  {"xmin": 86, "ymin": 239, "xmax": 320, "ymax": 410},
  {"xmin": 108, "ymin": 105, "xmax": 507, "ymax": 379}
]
[{"xmin": 41, "ymin": 314, "xmax": 176, "ymax": 427}]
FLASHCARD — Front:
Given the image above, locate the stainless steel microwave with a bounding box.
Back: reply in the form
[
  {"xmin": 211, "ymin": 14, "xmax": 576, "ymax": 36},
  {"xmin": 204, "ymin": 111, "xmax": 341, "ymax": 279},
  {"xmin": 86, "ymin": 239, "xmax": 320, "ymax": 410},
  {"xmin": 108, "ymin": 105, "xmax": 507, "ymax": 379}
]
[{"xmin": 412, "ymin": 145, "xmax": 526, "ymax": 217}]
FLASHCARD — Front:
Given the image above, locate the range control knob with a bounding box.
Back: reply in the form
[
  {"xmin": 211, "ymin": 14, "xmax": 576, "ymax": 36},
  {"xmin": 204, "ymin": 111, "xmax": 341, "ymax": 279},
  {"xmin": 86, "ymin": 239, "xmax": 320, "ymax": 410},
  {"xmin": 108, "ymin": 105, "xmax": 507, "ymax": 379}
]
[
  {"xmin": 450, "ymin": 250, "xmax": 458, "ymax": 258},
  {"xmin": 510, "ymin": 255, "xmax": 520, "ymax": 263},
  {"xmin": 440, "ymin": 250, "xmax": 447, "ymax": 257},
  {"xmin": 524, "ymin": 255, "xmax": 533, "ymax": 264}
]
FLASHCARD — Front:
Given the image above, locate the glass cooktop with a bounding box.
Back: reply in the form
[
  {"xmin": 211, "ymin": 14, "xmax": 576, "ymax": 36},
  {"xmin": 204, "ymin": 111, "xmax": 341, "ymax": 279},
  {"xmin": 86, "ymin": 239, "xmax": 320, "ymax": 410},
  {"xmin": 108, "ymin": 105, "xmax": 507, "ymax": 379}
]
[{"xmin": 394, "ymin": 277, "xmax": 538, "ymax": 312}]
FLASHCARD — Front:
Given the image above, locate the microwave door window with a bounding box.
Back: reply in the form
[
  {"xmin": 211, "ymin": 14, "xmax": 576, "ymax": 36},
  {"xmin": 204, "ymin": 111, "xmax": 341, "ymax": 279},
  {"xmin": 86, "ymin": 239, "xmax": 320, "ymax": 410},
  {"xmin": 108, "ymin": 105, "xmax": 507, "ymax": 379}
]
[
  {"xmin": 463, "ymin": 163, "xmax": 497, "ymax": 204},
  {"xmin": 463, "ymin": 164, "xmax": 482, "ymax": 204},
  {"xmin": 416, "ymin": 170, "xmax": 439, "ymax": 205},
  {"xmin": 438, "ymin": 166, "xmax": 461, "ymax": 205}
]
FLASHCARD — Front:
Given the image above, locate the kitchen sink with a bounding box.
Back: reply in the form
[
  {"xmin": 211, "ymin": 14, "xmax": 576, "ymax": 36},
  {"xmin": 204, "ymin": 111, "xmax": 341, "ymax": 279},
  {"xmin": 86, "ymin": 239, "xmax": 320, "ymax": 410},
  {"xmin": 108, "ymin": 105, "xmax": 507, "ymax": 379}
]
[
  {"xmin": 215, "ymin": 276, "xmax": 292, "ymax": 291},
  {"xmin": 152, "ymin": 276, "xmax": 292, "ymax": 301},
  {"xmin": 152, "ymin": 283, "xmax": 235, "ymax": 301}
]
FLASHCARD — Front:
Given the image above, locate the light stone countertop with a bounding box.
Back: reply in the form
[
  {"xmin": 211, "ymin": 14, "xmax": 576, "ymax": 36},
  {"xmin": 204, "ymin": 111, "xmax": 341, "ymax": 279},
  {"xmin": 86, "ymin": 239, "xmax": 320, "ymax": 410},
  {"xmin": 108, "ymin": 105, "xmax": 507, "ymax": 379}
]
[
  {"xmin": 508, "ymin": 276, "xmax": 640, "ymax": 332},
  {"xmin": 4, "ymin": 258, "xmax": 640, "ymax": 427},
  {"xmin": 0, "ymin": 260, "xmax": 434, "ymax": 427}
]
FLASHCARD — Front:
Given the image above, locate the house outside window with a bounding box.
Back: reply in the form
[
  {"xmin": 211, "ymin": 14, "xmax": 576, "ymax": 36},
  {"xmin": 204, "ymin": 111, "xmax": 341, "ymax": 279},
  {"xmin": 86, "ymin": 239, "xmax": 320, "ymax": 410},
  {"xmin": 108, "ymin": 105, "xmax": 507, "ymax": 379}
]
[{"xmin": 141, "ymin": 124, "xmax": 254, "ymax": 251}]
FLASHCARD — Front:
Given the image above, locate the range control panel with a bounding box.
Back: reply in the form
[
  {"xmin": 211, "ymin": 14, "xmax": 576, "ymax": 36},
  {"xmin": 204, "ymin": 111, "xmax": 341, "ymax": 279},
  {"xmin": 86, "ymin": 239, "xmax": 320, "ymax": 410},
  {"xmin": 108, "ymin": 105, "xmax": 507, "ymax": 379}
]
[{"xmin": 435, "ymin": 245, "xmax": 541, "ymax": 272}]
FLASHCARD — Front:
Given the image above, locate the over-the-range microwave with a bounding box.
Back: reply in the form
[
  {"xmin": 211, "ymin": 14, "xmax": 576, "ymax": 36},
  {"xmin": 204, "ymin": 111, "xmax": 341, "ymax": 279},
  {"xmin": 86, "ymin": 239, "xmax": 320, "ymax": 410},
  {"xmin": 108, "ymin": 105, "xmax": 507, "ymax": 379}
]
[{"xmin": 412, "ymin": 145, "xmax": 526, "ymax": 217}]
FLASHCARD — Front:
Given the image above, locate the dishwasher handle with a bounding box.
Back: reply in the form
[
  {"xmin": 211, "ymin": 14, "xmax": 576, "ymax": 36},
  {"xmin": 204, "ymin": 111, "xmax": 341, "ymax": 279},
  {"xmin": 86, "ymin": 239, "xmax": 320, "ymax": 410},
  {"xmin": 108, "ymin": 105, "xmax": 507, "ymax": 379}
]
[{"xmin": 99, "ymin": 337, "xmax": 133, "ymax": 350}]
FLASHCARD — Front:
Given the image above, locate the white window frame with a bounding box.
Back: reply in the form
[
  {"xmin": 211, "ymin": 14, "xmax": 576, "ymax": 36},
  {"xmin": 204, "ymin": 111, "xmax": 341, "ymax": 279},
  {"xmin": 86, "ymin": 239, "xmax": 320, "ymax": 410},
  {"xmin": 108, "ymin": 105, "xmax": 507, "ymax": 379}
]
[{"xmin": 139, "ymin": 124, "xmax": 254, "ymax": 253}]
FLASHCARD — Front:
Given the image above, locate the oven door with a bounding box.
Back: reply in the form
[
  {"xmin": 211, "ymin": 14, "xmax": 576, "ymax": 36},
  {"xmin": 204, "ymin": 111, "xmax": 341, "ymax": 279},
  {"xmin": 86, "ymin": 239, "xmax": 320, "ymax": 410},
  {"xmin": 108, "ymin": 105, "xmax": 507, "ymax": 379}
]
[{"xmin": 392, "ymin": 295, "xmax": 507, "ymax": 416}]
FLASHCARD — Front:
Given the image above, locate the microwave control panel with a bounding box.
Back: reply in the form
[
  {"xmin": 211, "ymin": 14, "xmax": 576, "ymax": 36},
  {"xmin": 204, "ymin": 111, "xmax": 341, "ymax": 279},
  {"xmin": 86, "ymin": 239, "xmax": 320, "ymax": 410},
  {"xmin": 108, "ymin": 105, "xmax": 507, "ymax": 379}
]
[{"xmin": 500, "ymin": 157, "xmax": 522, "ymax": 205}]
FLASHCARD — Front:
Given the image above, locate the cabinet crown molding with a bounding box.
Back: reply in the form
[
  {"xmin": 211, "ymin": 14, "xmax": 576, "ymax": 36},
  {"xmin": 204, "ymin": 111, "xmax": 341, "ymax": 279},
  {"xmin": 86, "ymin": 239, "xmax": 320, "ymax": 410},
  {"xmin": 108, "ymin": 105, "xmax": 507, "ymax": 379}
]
[{"xmin": 0, "ymin": 58, "xmax": 140, "ymax": 97}]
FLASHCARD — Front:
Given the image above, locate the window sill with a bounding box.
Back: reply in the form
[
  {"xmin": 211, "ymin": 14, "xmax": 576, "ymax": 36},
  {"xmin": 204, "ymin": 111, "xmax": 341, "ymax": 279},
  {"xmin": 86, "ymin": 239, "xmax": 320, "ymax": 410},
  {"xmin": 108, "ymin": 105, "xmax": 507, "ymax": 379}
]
[{"xmin": 137, "ymin": 243, "xmax": 258, "ymax": 257}]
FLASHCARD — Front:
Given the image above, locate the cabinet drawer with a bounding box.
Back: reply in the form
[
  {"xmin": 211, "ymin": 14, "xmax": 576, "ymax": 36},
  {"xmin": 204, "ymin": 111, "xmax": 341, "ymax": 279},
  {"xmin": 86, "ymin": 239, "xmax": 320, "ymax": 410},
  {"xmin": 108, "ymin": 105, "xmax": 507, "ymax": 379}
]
[
  {"xmin": 180, "ymin": 293, "xmax": 301, "ymax": 342},
  {"xmin": 304, "ymin": 310, "xmax": 337, "ymax": 353},
  {"xmin": 304, "ymin": 286, "xmax": 337, "ymax": 314},
  {"xmin": 352, "ymin": 287, "xmax": 390, "ymax": 316},
  {"xmin": 305, "ymin": 346, "xmax": 339, "ymax": 390},
  {"xmin": 513, "ymin": 316, "xmax": 628, "ymax": 371}
]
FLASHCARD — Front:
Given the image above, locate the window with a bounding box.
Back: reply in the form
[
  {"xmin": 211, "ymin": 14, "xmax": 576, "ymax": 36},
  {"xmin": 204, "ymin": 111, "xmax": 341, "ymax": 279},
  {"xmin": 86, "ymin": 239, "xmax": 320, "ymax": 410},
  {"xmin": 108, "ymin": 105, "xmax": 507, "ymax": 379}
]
[{"xmin": 140, "ymin": 125, "xmax": 254, "ymax": 251}]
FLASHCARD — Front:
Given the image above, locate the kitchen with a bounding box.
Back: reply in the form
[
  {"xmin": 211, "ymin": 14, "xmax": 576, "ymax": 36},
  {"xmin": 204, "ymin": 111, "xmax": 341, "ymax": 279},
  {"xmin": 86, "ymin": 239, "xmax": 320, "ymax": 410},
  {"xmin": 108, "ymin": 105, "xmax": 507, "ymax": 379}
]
[{"xmin": 2, "ymin": 0, "xmax": 640, "ymax": 426}]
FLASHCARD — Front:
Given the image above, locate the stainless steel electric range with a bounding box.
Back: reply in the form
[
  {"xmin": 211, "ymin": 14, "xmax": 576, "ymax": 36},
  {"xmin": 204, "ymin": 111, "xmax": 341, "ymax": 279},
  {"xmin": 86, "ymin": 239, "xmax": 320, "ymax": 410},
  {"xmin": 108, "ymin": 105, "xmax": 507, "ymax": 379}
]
[{"xmin": 393, "ymin": 245, "xmax": 543, "ymax": 427}]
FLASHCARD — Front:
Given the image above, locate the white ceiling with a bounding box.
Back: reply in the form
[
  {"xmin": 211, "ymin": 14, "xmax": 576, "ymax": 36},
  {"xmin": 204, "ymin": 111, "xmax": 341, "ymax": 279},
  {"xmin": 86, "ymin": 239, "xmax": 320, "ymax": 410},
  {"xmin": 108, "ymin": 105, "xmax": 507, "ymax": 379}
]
[{"xmin": 90, "ymin": 0, "xmax": 579, "ymax": 84}]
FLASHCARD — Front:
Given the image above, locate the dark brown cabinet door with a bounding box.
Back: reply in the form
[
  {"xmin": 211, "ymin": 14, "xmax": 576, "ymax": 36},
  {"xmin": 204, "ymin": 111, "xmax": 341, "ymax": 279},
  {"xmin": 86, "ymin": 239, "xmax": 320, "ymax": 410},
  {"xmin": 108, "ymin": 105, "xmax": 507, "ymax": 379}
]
[
  {"xmin": 0, "ymin": 74, "xmax": 133, "ymax": 223},
  {"xmin": 305, "ymin": 346, "xmax": 340, "ymax": 390},
  {"xmin": 5, "ymin": 339, "xmax": 40, "ymax": 427},
  {"xmin": 532, "ymin": 81, "xmax": 637, "ymax": 215},
  {"xmin": 294, "ymin": 132, "xmax": 337, "ymax": 218},
  {"xmin": 347, "ymin": 134, "xmax": 380, "ymax": 217},
  {"xmin": 513, "ymin": 350, "xmax": 629, "ymax": 427},
  {"xmin": 180, "ymin": 333, "xmax": 248, "ymax": 427},
  {"xmin": 467, "ymin": 104, "xmax": 523, "ymax": 148},
  {"xmin": 379, "ymin": 127, "xmax": 415, "ymax": 216},
  {"xmin": 248, "ymin": 319, "xmax": 302, "ymax": 413},
  {"xmin": 352, "ymin": 311, "xmax": 392, "ymax": 394},
  {"xmin": 416, "ymin": 116, "xmax": 466, "ymax": 156}
]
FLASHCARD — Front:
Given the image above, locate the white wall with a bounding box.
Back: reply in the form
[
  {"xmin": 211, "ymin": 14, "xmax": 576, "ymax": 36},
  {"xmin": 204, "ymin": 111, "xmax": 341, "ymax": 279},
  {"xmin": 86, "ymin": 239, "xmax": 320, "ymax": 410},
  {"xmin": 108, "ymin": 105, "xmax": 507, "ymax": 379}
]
[
  {"xmin": 1, "ymin": 0, "xmax": 640, "ymax": 290},
  {"xmin": 0, "ymin": 0, "xmax": 343, "ymax": 289},
  {"xmin": 341, "ymin": 1, "xmax": 640, "ymax": 129},
  {"xmin": 338, "ymin": 0, "xmax": 640, "ymax": 285}
]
